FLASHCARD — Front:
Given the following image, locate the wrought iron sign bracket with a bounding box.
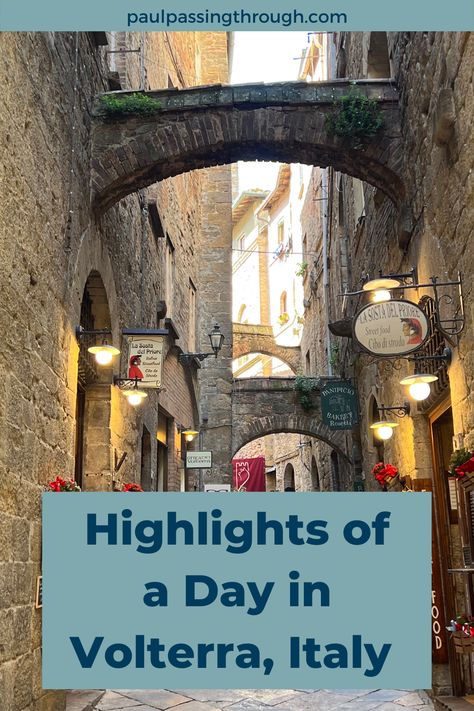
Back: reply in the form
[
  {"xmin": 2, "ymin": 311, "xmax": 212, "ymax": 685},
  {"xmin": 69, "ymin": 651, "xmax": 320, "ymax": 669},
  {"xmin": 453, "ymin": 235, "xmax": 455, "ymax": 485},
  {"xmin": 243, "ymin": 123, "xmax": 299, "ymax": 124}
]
[
  {"xmin": 378, "ymin": 402, "xmax": 411, "ymax": 418},
  {"xmin": 342, "ymin": 272, "xmax": 464, "ymax": 346}
]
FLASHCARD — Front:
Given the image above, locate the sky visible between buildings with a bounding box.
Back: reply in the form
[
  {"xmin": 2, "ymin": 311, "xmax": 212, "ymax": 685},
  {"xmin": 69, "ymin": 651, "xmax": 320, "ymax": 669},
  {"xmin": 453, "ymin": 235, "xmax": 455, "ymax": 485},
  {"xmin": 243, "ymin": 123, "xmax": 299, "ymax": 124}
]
[{"xmin": 231, "ymin": 31, "xmax": 311, "ymax": 191}]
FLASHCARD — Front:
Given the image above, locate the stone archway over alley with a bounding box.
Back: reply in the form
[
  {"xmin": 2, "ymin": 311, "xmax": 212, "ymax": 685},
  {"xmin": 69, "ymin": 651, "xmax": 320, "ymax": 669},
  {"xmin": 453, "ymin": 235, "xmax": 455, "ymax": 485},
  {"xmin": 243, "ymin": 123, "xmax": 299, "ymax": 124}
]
[{"xmin": 91, "ymin": 79, "xmax": 403, "ymax": 213}]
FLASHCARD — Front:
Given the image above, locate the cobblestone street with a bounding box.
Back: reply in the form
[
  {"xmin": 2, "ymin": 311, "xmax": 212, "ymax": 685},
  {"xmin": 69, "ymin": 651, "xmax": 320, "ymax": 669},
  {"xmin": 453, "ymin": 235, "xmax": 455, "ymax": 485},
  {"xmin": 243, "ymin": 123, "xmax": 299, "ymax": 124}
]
[{"xmin": 67, "ymin": 688, "xmax": 433, "ymax": 711}]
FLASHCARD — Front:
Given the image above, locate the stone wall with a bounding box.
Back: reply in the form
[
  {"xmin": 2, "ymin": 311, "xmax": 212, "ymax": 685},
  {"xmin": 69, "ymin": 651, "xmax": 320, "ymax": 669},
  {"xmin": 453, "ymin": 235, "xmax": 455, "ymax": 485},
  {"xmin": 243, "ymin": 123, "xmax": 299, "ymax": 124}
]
[
  {"xmin": 325, "ymin": 32, "xmax": 474, "ymax": 484},
  {"xmin": 0, "ymin": 30, "xmax": 229, "ymax": 710}
]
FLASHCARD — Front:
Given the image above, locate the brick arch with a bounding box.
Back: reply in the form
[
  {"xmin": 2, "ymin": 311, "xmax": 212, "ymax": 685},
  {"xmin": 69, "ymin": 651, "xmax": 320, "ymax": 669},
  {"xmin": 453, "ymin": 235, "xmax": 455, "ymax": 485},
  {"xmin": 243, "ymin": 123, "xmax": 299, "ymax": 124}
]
[
  {"xmin": 232, "ymin": 413, "xmax": 351, "ymax": 464},
  {"xmin": 233, "ymin": 323, "xmax": 301, "ymax": 373},
  {"xmin": 91, "ymin": 80, "xmax": 404, "ymax": 213}
]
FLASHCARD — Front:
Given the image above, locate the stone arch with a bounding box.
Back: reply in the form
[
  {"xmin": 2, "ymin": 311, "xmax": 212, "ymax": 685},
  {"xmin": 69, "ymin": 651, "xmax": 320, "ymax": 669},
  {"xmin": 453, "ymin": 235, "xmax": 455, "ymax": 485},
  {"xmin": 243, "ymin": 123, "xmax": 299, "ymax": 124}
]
[
  {"xmin": 232, "ymin": 413, "xmax": 352, "ymax": 464},
  {"xmin": 232, "ymin": 323, "xmax": 301, "ymax": 373},
  {"xmin": 67, "ymin": 226, "xmax": 120, "ymax": 347},
  {"xmin": 91, "ymin": 80, "xmax": 404, "ymax": 212},
  {"xmin": 75, "ymin": 269, "xmax": 116, "ymax": 491}
]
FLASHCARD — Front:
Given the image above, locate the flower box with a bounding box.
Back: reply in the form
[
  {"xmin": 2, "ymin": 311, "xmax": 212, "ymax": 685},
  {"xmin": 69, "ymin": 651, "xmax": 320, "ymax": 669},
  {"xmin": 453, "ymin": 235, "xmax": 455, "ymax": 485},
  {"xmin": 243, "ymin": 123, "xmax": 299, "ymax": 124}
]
[{"xmin": 452, "ymin": 631, "xmax": 474, "ymax": 654}]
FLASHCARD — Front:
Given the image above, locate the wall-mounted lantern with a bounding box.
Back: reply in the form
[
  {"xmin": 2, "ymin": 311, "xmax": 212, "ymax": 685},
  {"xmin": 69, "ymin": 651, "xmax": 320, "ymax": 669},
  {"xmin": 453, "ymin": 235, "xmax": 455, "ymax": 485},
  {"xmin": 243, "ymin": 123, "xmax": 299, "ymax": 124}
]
[
  {"xmin": 362, "ymin": 277, "xmax": 401, "ymax": 303},
  {"xmin": 179, "ymin": 323, "xmax": 225, "ymax": 366},
  {"xmin": 370, "ymin": 402, "xmax": 410, "ymax": 441},
  {"xmin": 114, "ymin": 377, "xmax": 148, "ymax": 407},
  {"xmin": 182, "ymin": 428, "xmax": 199, "ymax": 443},
  {"xmin": 75, "ymin": 326, "xmax": 121, "ymax": 365},
  {"xmin": 399, "ymin": 373, "xmax": 438, "ymax": 401}
]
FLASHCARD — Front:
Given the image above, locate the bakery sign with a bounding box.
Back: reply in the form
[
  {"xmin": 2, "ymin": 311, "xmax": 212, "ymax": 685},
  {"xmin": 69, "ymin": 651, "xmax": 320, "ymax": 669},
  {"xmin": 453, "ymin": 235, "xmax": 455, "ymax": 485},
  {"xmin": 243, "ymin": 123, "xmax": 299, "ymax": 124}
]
[{"xmin": 353, "ymin": 299, "xmax": 429, "ymax": 356}]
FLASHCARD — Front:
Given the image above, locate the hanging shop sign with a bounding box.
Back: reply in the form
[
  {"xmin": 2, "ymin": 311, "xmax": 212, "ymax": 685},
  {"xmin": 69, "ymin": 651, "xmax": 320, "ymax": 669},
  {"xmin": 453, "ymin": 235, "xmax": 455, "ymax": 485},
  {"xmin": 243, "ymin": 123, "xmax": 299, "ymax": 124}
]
[
  {"xmin": 321, "ymin": 380, "xmax": 359, "ymax": 430},
  {"xmin": 186, "ymin": 451, "xmax": 212, "ymax": 469},
  {"xmin": 126, "ymin": 334, "xmax": 165, "ymax": 388},
  {"xmin": 353, "ymin": 299, "xmax": 429, "ymax": 356}
]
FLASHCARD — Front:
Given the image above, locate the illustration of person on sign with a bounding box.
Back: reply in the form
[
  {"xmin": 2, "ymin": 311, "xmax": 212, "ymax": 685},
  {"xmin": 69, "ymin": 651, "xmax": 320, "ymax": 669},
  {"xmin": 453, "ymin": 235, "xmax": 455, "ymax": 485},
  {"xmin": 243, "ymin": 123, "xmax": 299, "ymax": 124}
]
[
  {"xmin": 128, "ymin": 355, "xmax": 144, "ymax": 380},
  {"xmin": 401, "ymin": 318, "xmax": 423, "ymax": 345}
]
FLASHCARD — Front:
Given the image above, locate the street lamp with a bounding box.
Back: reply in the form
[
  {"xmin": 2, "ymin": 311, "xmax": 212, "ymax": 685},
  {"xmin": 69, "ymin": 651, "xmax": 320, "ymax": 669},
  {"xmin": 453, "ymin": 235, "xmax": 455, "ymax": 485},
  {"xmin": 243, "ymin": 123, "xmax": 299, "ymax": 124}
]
[
  {"xmin": 370, "ymin": 402, "xmax": 410, "ymax": 440},
  {"xmin": 370, "ymin": 420, "xmax": 398, "ymax": 441},
  {"xmin": 75, "ymin": 326, "xmax": 121, "ymax": 365},
  {"xmin": 88, "ymin": 340, "xmax": 121, "ymax": 365},
  {"xmin": 362, "ymin": 277, "xmax": 401, "ymax": 303},
  {"xmin": 114, "ymin": 377, "xmax": 148, "ymax": 406},
  {"xmin": 179, "ymin": 323, "xmax": 225, "ymax": 365},
  {"xmin": 400, "ymin": 373, "xmax": 438, "ymax": 401}
]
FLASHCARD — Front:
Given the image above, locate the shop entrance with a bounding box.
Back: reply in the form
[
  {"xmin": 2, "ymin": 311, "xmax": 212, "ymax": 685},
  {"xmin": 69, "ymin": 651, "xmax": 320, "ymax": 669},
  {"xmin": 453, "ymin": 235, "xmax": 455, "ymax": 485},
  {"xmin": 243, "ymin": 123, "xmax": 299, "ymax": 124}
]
[{"xmin": 431, "ymin": 404, "xmax": 464, "ymax": 695}]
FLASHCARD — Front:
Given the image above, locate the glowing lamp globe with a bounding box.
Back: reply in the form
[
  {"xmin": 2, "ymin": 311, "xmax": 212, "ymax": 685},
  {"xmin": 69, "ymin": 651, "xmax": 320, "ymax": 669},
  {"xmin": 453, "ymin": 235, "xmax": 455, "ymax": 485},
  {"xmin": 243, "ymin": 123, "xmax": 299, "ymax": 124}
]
[
  {"xmin": 122, "ymin": 388, "xmax": 148, "ymax": 407},
  {"xmin": 370, "ymin": 420, "xmax": 398, "ymax": 441},
  {"xmin": 88, "ymin": 343, "xmax": 120, "ymax": 365},
  {"xmin": 372, "ymin": 289, "xmax": 392, "ymax": 303},
  {"xmin": 363, "ymin": 277, "xmax": 400, "ymax": 303},
  {"xmin": 400, "ymin": 373, "xmax": 438, "ymax": 402}
]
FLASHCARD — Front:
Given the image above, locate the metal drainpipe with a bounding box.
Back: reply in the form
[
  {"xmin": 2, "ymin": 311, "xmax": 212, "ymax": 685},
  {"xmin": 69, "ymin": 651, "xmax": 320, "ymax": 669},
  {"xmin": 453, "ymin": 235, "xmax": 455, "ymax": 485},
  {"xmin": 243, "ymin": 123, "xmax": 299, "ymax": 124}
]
[{"xmin": 321, "ymin": 168, "xmax": 332, "ymax": 376}]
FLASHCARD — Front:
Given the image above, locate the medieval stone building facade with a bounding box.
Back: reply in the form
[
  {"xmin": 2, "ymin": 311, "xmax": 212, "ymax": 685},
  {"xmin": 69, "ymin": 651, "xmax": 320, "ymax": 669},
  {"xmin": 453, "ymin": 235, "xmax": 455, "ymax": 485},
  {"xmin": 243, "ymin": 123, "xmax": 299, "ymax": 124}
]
[
  {"xmin": 307, "ymin": 31, "xmax": 474, "ymax": 696},
  {"xmin": 0, "ymin": 31, "xmax": 231, "ymax": 710},
  {"xmin": 1, "ymin": 27, "xmax": 473, "ymax": 710}
]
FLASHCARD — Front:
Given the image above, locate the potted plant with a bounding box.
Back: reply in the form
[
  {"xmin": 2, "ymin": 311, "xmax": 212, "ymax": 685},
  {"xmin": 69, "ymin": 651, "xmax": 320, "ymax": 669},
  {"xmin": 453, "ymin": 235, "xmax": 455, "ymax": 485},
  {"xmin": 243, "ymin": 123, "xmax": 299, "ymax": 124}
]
[
  {"xmin": 46, "ymin": 476, "xmax": 81, "ymax": 492},
  {"xmin": 447, "ymin": 614, "xmax": 474, "ymax": 653},
  {"xmin": 121, "ymin": 482, "xmax": 144, "ymax": 492},
  {"xmin": 449, "ymin": 449, "xmax": 474, "ymax": 492},
  {"xmin": 278, "ymin": 312, "xmax": 289, "ymax": 326},
  {"xmin": 371, "ymin": 462, "xmax": 400, "ymax": 490}
]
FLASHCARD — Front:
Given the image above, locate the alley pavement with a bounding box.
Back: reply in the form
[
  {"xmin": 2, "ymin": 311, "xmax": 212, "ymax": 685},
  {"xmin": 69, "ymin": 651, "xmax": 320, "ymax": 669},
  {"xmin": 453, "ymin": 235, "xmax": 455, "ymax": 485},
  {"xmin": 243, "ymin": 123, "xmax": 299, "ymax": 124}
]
[{"xmin": 66, "ymin": 688, "xmax": 433, "ymax": 711}]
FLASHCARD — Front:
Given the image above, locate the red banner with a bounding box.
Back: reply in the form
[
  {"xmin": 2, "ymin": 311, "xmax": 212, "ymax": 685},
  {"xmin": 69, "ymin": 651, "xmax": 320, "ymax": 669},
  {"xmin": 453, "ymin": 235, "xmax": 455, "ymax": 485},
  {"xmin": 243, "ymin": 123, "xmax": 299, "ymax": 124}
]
[{"xmin": 232, "ymin": 457, "xmax": 266, "ymax": 492}]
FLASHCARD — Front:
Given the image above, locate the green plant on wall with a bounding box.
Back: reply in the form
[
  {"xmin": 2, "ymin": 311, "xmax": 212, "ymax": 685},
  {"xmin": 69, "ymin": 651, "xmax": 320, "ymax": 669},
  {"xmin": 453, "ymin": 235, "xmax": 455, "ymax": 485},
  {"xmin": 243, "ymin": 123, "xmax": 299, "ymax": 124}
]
[
  {"xmin": 295, "ymin": 261, "xmax": 308, "ymax": 278},
  {"xmin": 294, "ymin": 375, "xmax": 319, "ymax": 412},
  {"xmin": 100, "ymin": 93, "xmax": 162, "ymax": 117},
  {"xmin": 326, "ymin": 89, "xmax": 384, "ymax": 149}
]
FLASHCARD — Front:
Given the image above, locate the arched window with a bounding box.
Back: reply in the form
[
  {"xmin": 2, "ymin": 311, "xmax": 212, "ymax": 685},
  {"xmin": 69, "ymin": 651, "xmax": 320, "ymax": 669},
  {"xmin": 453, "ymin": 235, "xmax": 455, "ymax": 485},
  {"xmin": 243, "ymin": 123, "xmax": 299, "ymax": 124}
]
[
  {"xmin": 311, "ymin": 456, "xmax": 320, "ymax": 491},
  {"xmin": 367, "ymin": 33, "xmax": 391, "ymax": 78},
  {"xmin": 280, "ymin": 292, "xmax": 287, "ymax": 316},
  {"xmin": 284, "ymin": 463, "xmax": 296, "ymax": 491},
  {"xmin": 330, "ymin": 451, "xmax": 340, "ymax": 491},
  {"xmin": 237, "ymin": 304, "xmax": 247, "ymax": 323}
]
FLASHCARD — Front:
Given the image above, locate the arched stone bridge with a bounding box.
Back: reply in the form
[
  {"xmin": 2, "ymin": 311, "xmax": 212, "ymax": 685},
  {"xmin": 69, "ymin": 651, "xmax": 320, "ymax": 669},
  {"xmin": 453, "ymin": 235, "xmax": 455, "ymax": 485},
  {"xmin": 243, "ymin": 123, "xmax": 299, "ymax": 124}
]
[
  {"xmin": 231, "ymin": 377, "xmax": 351, "ymax": 462},
  {"xmin": 232, "ymin": 323, "xmax": 301, "ymax": 373},
  {"xmin": 91, "ymin": 79, "xmax": 403, "ymax": 212}
]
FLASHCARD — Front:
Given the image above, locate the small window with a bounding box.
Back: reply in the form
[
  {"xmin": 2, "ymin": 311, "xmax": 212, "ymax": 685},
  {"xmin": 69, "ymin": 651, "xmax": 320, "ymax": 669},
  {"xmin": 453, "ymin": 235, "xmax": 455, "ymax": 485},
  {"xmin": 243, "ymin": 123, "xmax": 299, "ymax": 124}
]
[
  {"xmin": 148, "ymin": 203, "xmax": 165, "ymax": 239},
  {"xmin": 277, "ymin": 220, "xmax": 285, "ymax": 245},
  {"xmin": 165, "ymin": 237, "xmax": 175, "ymax": 318},
  {"xmin": 280, "ymin": 292, "xmax": 287, "ymax": 316},
  {"xmin": 352, "ymin": 179, "xmax": 366, "ymax": 223},
  {"xmin": 188, "ymin": 280, "xmax": 196, "ymax": 352}
]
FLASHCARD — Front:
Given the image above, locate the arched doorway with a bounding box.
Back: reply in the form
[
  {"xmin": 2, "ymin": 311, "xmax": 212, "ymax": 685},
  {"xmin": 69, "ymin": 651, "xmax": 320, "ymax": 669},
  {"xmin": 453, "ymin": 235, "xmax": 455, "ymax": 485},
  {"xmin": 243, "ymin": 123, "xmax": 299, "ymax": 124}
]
[{"xmin": 75, "ymin": 270, "xmax": 114, "ymax": 491}]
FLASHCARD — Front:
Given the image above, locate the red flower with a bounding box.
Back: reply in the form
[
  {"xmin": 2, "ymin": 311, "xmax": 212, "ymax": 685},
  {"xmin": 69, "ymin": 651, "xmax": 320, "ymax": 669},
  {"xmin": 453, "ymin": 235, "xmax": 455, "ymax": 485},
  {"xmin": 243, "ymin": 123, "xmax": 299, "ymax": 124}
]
[
  {"xmin": 121, "ymin": 483, "xmax": 143, "ymax": 492},
  {"xmin": 371, "ymin": 462, "xmax": 398, "ymax": 487},
  {"xmin": 47, "ymin": 475, "xmax": 81, "ymax": 492},
  {"xmin": 456, "ymin": 457, "xmax": 474, "ymax": 477}
]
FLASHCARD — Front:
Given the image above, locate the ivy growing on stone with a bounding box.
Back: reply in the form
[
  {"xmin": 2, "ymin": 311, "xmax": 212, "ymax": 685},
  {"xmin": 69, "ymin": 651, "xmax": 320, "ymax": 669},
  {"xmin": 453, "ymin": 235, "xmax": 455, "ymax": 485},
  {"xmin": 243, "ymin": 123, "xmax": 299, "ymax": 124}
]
[
  {"xmin": 325, "ymin": 89, "xmax": 384, "ymax": 149},
  {"xmin": 294, "ymin": 375, "xmax": 319, "ymax": 412},
  {"xmin": 100, "ymin": 93, "xmax": 162, "ymax": 117}
]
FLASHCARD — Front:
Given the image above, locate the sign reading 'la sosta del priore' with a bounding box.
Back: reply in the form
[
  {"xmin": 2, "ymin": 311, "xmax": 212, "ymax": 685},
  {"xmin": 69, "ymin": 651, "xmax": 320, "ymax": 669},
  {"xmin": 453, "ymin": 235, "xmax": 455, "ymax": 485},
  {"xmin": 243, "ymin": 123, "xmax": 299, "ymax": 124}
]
[{"xmin": 353, "ymin": 300, "xmax": 429, "ymax": 356}]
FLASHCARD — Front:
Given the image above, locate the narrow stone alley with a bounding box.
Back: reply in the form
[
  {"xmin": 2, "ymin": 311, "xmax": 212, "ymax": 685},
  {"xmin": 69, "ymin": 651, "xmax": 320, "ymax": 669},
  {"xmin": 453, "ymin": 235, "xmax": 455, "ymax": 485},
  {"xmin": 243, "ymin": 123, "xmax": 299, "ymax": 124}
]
[{"xmin": 67, "ymin": 688, "xmax": 433, "ymax": 711}]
